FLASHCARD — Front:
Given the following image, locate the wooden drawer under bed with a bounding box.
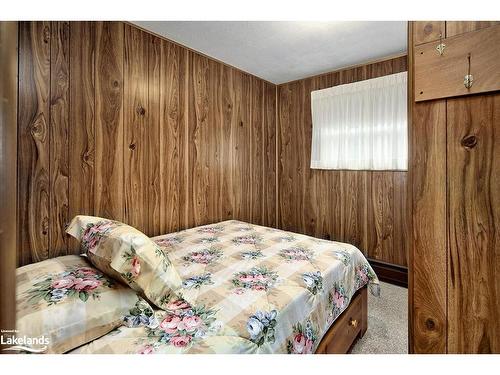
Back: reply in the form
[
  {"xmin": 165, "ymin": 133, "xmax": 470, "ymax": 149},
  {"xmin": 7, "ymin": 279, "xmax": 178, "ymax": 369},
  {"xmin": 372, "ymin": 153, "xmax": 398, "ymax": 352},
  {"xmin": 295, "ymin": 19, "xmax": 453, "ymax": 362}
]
[{"xmin": 315, "ymin": 286, "xmax": 368, "ymax": 354}]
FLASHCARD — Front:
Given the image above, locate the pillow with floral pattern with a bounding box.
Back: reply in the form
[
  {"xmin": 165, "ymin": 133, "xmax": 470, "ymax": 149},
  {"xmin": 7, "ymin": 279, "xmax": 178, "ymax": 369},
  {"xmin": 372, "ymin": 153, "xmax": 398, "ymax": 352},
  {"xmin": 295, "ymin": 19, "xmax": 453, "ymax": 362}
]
[
  {"xmin": 66, "ymin": 215, "xmax": 184, "ymax": 309},
  {"xmin": 15, "ymin": 255, "xmax": 155, "ymax": 353}
]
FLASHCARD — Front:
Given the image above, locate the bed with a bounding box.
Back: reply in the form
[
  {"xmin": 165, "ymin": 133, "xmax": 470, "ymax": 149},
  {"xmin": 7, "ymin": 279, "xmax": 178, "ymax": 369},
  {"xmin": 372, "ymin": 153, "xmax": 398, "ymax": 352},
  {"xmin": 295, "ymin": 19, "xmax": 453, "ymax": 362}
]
[{"xmin": 66, "ymin": 220, "xmax": 379, "ymax": 354}]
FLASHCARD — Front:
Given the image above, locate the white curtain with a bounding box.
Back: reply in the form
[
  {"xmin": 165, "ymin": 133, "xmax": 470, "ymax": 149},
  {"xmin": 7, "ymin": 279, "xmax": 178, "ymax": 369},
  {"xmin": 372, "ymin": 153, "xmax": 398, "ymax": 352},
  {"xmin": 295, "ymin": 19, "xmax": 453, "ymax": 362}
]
[{"xmin": 310, "ymin": 71, "xmax": 407, "ymax": 171}]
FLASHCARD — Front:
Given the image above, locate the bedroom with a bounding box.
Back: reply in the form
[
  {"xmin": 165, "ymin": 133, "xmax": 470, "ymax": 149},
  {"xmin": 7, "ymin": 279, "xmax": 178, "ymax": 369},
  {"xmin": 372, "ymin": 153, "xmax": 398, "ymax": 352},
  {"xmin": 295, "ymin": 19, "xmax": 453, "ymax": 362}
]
[{"xmin": 0, "ymin": 0, "xmax": 499, "ymax": 371}]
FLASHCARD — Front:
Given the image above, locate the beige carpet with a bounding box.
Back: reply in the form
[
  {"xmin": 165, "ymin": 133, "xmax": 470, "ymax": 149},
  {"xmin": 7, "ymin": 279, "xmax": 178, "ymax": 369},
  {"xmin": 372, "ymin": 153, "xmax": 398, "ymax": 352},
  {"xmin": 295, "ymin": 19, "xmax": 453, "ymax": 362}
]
[{"xmin": 351, "ymin": 281, "xmax": 408, "ymax": 354}]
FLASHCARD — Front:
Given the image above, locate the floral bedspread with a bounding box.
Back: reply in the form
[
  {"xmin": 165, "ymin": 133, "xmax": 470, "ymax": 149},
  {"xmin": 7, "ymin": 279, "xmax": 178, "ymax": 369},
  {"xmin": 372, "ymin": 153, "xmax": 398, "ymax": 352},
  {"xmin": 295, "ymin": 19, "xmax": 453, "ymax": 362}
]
[{"xmin": 70, "ymin": 220, "xmax": 379, "ymax": 354}]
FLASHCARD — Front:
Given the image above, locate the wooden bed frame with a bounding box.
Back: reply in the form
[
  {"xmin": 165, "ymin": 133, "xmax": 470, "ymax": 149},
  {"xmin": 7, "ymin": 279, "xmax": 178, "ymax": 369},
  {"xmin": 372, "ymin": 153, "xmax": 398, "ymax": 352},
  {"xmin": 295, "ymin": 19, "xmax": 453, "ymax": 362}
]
[{"xmin": 315, "ymin": 286, "xmax": 368, "ymax": 354}]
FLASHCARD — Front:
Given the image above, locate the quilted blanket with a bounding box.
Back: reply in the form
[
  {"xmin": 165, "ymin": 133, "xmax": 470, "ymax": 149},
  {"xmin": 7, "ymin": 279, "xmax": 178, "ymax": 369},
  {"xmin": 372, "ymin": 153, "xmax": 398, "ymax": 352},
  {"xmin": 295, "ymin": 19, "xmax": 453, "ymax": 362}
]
[{"xmin": 70, "ymin": 220, "xmax": 379, "ymax": 354}]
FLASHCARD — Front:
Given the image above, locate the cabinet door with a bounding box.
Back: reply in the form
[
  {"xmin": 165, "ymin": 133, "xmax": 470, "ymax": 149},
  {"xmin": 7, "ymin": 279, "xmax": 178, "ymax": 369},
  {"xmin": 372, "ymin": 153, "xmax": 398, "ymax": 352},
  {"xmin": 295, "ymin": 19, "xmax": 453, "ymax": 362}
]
[
  {"xmin": 447, "ymin": 94, "xmax": 500, "ymax": 353},
  {"xmin": 414, "ymin": 24, "xmax": 500, "ymax": 102}
]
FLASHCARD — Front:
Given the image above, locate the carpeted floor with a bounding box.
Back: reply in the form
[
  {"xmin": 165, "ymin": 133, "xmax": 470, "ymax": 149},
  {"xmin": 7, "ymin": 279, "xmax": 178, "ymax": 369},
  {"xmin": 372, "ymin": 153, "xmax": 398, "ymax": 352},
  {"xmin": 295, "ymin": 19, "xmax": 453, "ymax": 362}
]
[{"xmin": 351, "ymin": 281, "xmax": 408, "ymax": 354}]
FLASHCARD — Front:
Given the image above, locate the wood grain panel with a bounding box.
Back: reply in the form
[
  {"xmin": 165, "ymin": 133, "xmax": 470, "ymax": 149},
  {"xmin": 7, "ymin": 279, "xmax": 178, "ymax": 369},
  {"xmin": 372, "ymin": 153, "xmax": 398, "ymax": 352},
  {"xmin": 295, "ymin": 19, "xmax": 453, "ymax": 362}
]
[
  {"xmin": 263, "ymin": 81, "xmax": 276, "ymax": 227},
  {"xmin": 414, "ymin": 24, "xmax": 500, "ymax": 102},
  {"xmin": 220, "ymin": 65, "xmax": 236, "ymax": 222},
  {"xmin": 159, "ymin": 40, "xmax": 183, "ymax": 233},
  {"xmin": 0, "ymin": 21, "xmax": 19, "ymax": 337},
  {"xmin": 381, "ymin": 173, "xmax": 394, "ymax": 262},
  {"xmin": 410, "ymin": 20, "xmax": 500, "ymax": 354},
  {"xmin": 177, "ymin": 46, "xmax": 190, "ymax": 229},
  {"xmin": 17, "ymin": 21, "xmax": 277, "ymax": 265},
  {"xmin": 447, "ymin": 94, "xmax": 500, "ymax": 353},
  {"xmin": 208, "ymin": 59, "xmax": 223, "ymax": 224},
  {"xmin": 342, "ymin": 171, "xmax": 361, "ymax": 247},
  {"xmin": 393, "ymin": 172, "xmax": 408, "ymax": 266},
  {"xmin": 68, "ymin": 22, "xmax": 95, "ymax": 246},
  {"xmin": 188, "ymin": 52, "xmax": 210, "ymax": 226},
  {"xmin": 407, "ymin": 22, "xmax": 415, "ymax": 353},
  {"xmin": 368, "ymin": 172, "xmax": 384, "ymax": 260},
  {"xmin": 250, "ymin": 77, "xmax": 264, "ymax": 224},
  {"xmin": 186, "ymin": 52, "xmax": 237, "ymax": 228},
  {"xmin": 233, "ymin": 71, "xmax": 252, "ymax": 222},
  {"xmin": 446, "ymin": 21, "xmax": 500, "ymax": 37},
  {"xmin": 18, "ymin": 21, "xmax": 51, "ymax": 265},
  {"xmin": 147, "ymin": 34, "xmax": 161, "ymax": 235},
  {"xmin": 124, "ymin": 25, "xmax": 149, "ymax": 232},
  {"xmin": 413, "ymin": 21, "xmax": 445, "ymax": 45},
  {"xmin": 392, "ymin": 54, "xmax": 408, "ymax": 73},
  {"xmin": 94, "ymin": 22, "xmax": 124, "ymax": 221},
  {"xmin": 411, "ymin": 99, "xmax": 447, "ymax": 353},
  {"xmin": 277, "ymin": 56, "xmax": 408, "ymax": 267},
  {"xmin": 277, "ymin": 83, "xmax": 293, "ymax": 231},
  {"xmin": 49, "ymin": 21, "xmax": 70, "ymax": 256}
]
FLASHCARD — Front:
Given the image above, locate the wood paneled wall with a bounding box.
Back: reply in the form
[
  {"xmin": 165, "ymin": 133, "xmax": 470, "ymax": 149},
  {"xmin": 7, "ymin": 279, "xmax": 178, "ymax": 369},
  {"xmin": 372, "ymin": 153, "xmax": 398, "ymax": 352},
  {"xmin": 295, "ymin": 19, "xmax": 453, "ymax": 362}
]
[
  {"xmin": 0, "ymin": 21, "xmax": 18, "ymax": 343},
  {"xmin": 276, "ymin": 56, "xmax": 408, "ymax": 267},
  {"xmin": 17, "ymin": 22, "xmax": 407, "ymax": 270},
  {"xmin": 410, "ymin": 21, "xmax": 500, "ymax": 353},
  {"xmin": 17, "ymin": 21, "xmax": 276, "ymax": 266}
]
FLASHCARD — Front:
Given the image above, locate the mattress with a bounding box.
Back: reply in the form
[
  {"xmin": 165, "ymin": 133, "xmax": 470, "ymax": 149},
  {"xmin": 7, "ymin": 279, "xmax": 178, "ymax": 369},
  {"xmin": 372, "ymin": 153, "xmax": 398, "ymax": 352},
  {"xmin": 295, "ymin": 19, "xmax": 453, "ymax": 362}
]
[{"xmin": 70, "ymin": 220, "xmax": 379, "ymax": 354}]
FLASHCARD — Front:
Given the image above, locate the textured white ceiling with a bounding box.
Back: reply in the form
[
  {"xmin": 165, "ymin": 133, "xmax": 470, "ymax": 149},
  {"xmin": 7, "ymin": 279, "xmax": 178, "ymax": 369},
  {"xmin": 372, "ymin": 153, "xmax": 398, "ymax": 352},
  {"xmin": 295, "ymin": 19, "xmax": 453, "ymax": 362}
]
[{"xmin": 133, "ymin": 21, "xmax": 407, "ymax": 84}]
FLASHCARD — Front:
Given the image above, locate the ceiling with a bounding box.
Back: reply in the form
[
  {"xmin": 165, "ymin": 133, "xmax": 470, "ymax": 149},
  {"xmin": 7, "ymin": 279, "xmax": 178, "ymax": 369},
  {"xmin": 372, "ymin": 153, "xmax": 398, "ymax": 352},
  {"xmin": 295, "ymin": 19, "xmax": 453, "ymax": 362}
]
[{"xmin": 133, "ymin": 21, "xmax": 407, "ymax": 84}]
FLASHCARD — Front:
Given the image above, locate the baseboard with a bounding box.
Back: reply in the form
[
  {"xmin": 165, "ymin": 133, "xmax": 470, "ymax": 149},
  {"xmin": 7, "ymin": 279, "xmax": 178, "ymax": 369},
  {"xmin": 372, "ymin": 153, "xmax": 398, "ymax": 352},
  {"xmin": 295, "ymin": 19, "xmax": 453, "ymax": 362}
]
[{"xmin": 368, "ymin": 258, "xmax": 408, "ymax": 288}]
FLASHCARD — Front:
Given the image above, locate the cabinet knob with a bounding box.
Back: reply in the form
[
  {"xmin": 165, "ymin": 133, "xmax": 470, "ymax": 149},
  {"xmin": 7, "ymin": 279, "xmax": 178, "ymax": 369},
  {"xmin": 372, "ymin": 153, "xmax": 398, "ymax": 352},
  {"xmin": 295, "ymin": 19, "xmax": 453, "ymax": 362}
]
[{"xmin": 349, "ymin": 318, "xmax": 358, "ymax": 328}]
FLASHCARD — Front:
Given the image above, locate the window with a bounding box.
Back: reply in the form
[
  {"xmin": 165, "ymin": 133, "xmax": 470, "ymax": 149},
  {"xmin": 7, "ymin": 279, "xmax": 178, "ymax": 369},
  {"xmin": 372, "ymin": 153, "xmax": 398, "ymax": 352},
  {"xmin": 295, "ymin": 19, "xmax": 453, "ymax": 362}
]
[{"xmin": 310, "ymin": 72, "xmax": 407, "ymax": 171}]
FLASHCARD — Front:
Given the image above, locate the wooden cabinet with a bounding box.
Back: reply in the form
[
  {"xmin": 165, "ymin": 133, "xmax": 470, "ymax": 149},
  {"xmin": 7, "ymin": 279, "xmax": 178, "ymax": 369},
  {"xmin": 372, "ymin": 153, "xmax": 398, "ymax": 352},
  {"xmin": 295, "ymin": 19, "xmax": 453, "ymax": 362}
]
[
  {"xmin": 414, "ymin": 24, "xmax": 500, "ymax": 101},
  {"xmin": 409, "ymin": 21, "xmax": 500, "ymax": 353}
]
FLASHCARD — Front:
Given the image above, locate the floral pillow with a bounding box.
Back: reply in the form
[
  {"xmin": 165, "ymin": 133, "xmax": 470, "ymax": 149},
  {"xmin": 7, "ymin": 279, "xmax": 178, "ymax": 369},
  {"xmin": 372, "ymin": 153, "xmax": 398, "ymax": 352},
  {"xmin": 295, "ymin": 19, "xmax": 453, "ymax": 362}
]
[
  {"xmin": 15, "ymin": 255, "xmax": 152, "ymax": 353},
  {"xmin": 66, "ymin": 215, "xmax": 184, "ymax": 309}
]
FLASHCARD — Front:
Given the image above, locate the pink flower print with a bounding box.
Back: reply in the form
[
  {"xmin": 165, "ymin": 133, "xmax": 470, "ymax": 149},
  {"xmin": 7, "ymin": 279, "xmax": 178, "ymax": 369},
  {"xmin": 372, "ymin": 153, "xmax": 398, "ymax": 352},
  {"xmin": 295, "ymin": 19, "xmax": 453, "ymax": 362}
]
[
  {"xmin": 165, "ymin": 299, "xmax": 191, "ymax": 312},
  {"xmin": 73, "ymin": 278, "xmax": 102, "ymax": 291},
  {"xmin": 155, "ymin": 237, "xmax": 182, "ymax": 247},
  {"xmin": 304, "ymin": 339, "xmax": 314, "ymax": 354},
  {"xmin": 333, "ymin": 291, "xmax": 345, "ymax": 309},
  {"xmin": 254, "ymin": 275, "xmax": 267, "ymax": 282},
  {"xmin": 232, "ymin": 267, "xmax": 278, "ymax": 293},
  {"xmin": 287, "ymin": 320, "xmax": 317, "ymax": 354},
  {"xmin": 86, "ymin": 238, "xmax": 99, "ymax": 253},
  {"xmin": 234, "ymin": 288, "xmax": 245, "ymax": 295},
  {"xmin": 160, "ymin": 315, "xmax": 182, "ymax": 334},
  {"xmin": 239, "ymin": 274, "xmax": 255, "ymax": 283},
  {"xmin": 170, "ymin": 335, "xmax": 192, "ymax": 348},
  {"xmin": 199, "ymin": 256, "xmax": 211, "ymax": 264},
  {"xmin": 131, "ymin": 257, "xmax": 141, "ymax": 277},
  {"xmin": 192, "ymin": 252, "xmax": 212, "ymax": 264},
  {"xmin": 293, "ymin": 333, "xmax": 307, "ymax": 354},
  {"xmin": 138, "ymin": 345, "xmax": 154, "ymax": 354},
  {"xmin": 77, "ymin": 267, "xmax": 97, "ymax": 276},
  {"xmin": 357, "ymin": 269, "xmax": 368, "ymax": 283},
  {"xmin": 175, "ymin": 320, "xmax": 187, "ymax": 332},
  {"xmin": 182, "ymin": 315, "xmax": 202, "ymax": 331},
  {"xmin": 51, "ymin": 276, "xmax": 77, "ymax": 289}
]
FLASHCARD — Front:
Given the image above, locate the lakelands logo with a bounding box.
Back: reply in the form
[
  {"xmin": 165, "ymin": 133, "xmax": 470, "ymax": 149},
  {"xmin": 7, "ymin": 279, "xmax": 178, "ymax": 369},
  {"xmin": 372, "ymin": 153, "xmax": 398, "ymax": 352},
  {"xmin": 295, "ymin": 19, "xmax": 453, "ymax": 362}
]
[{"xmin": 1, "ymin": 329, "xmax": 49, "ymax": 353}]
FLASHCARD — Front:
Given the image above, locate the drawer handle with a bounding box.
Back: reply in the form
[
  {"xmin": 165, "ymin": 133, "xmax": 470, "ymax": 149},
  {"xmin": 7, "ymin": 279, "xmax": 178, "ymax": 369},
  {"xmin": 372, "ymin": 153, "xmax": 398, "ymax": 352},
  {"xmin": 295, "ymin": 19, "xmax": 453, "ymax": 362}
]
[{"xmin": 349, "ymin": 318, "xmax": 358, "ymax": 328}]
